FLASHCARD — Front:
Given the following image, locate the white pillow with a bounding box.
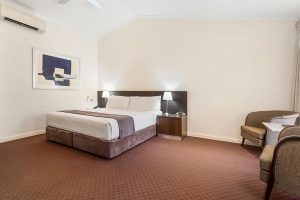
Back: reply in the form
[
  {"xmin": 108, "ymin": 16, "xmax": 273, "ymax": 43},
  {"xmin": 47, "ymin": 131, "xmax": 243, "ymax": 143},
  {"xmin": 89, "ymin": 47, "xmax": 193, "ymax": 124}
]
[
  {"xmin": 106, "ymin": 96, "xmax": 130, "ymax": 109},
  {"xmin": 128, "ymin": 96, "xmax": 161, "ymax": 111},
  {"xmin": 271, "ymin": 114, "xmax": 299, "ymax": 125}
]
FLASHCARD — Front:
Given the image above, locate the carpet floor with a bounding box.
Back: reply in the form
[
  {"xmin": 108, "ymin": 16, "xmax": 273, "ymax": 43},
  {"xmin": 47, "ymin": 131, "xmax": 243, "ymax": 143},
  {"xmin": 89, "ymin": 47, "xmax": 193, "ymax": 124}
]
[{"xmin": 0, "ymin": 135, "xmax": 298, "ymax": 200}]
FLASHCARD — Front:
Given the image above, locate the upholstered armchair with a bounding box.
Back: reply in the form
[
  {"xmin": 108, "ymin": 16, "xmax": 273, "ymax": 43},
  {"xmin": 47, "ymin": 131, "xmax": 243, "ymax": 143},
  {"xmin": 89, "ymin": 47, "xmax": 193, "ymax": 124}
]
[
  {"xmin": 259, "ymin": 126, "xmax": 300, "ymax": 199},
  {"xmin": 240, "ymin": 111, "xmax": 297, "ymax": 147}
]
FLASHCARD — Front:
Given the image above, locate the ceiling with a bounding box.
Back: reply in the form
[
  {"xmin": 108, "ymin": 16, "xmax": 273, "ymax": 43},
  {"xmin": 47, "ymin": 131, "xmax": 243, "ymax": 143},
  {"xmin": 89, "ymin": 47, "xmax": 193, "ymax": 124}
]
[
  {"xmin": 123, "ymin": 0, "xmax": 300, "ymax": 19},
  {"xmin": 1, "ymin": 0, "xmax": 300, "ymax": 38}
]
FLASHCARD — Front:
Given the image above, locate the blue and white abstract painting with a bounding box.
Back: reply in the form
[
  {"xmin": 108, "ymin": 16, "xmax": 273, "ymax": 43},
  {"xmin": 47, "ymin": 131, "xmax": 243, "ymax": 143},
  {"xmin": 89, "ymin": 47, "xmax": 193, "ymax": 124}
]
[{"xmin": 33, "ymin": 49, "xmax": 80, "ymax": 89}]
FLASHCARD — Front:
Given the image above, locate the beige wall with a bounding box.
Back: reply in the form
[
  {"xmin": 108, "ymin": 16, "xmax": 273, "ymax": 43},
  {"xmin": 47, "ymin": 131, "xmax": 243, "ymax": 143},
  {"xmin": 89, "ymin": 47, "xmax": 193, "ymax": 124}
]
[
  {"xmin": 99, "ymin": 18, "xmax": 296, "ymax": 143},
  {"xmin": 0, "ymin": 21, "xmax": 98, "ymax": 142}
]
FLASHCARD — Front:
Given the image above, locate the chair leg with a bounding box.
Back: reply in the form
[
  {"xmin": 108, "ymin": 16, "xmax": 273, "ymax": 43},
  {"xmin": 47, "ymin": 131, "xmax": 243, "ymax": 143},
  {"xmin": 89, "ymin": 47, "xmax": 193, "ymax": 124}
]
[
  {"xmin": 264, "ymin": 178, "xmax": 274, "ymax": 200},
  {"xmin": 241, "ymin": 137, "xmax": 245, "ymax": 146}
]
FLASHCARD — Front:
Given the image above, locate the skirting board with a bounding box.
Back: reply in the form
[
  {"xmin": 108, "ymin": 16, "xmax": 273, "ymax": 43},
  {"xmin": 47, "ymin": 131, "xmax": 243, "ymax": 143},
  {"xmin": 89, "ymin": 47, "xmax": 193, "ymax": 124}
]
[
  {"xmin": 158, "ymin": 134, "xmax": 182, "ymax": 141},
  {"xmin": 0, "ymin": 130, "xmax": 45, "ymax": 143},
  {"xmin": 188, "ymin": 132, "xmax": 256, "ymax": 146},
  {"xmin": 0, "ymin": 130, "xmax": 255, "ymax": 146}
]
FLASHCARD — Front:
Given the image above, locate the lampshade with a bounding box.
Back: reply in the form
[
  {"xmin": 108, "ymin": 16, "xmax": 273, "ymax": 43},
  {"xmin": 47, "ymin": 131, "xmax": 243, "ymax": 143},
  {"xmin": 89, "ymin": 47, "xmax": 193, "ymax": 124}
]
[
  {"xmin": 163, "ymin": 92, "xmax": 173, "ymax": 101},
  {"xmin": 102, "ymin": 91, "xmax": 110, "ymax": 98}
]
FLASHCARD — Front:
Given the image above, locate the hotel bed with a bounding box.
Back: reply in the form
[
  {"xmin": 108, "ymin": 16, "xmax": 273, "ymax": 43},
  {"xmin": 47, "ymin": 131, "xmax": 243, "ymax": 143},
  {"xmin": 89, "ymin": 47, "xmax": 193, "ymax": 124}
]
[
  {"xmin": 47, "ymin": 108, "xmax": 161, "ymax": 141},
  {"xmin": 46, "ymin": 91, "xmax": 187, "ymax": 159}
]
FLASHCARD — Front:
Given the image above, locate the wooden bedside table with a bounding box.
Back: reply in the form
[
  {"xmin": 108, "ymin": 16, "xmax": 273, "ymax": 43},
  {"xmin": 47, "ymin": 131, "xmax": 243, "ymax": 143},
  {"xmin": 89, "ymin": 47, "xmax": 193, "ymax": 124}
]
[{"xmin": 157, "ymin": 114, "xmax": 187, "ymax": 140}]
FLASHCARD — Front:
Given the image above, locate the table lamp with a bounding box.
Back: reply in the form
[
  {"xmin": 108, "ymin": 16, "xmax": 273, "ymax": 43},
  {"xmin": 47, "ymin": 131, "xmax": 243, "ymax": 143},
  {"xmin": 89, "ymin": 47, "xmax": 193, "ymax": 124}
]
[
  {"xmin": 163, "ymin": 91, "xmax": 173, "ymax": 115},
  {"xmin": 102, "ymin": 91, "xmax": 110, "ymax": 107},
  {"xmin": 102, "ymin": 91, "xmax": 110, "ymax": 98}
]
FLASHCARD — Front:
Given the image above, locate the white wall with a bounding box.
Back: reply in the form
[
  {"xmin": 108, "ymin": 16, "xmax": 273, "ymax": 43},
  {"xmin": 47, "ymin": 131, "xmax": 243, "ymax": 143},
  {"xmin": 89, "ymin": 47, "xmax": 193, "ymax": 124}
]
[
  {"xmin": 99, "ymin": 18, "xmax": 296, "ymax": 143},
  {"xmin": 0, "ymin": 20, "xmax": 98, "ymax": 142}
]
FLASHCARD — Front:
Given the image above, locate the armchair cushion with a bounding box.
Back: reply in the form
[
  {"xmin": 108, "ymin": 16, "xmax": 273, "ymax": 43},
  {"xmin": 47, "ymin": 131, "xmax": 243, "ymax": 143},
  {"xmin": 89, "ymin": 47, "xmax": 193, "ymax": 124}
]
[
  {"xmin": 260, "ymin": 144, "xmax": 275, "ymax": 171},
  {"xmin": 241, "ymin": 125, "xmax": 266, "ymax": 139}
]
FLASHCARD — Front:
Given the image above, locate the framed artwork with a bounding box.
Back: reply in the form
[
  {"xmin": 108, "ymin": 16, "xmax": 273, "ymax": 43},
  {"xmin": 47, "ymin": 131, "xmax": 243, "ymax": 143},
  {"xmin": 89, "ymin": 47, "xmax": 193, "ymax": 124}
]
[{"xmin": 32, "ymin": 48, "xmax": 80, "ymax": 90}]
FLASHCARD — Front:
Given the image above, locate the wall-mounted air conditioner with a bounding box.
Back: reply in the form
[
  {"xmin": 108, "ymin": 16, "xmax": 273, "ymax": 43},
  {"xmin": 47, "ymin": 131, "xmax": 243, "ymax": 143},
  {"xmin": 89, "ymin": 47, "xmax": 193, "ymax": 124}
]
[{"xmin": 0, "ymin": 4, "xmax": 46, "ymax": 33}]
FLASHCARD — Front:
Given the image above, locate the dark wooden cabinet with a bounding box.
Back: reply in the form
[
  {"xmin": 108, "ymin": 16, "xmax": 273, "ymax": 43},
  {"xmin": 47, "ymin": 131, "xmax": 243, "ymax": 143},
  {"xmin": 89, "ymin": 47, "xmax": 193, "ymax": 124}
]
[{"xmin": 157, "ymin": 114, "xmax": 187, "ymax": 140}]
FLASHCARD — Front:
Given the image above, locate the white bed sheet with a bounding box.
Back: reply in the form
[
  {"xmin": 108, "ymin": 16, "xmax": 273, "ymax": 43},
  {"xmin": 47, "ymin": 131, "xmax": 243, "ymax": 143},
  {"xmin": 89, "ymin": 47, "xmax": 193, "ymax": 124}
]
[{"xmin": 46, "ymin": 108, "xmax": 162, "ymax": 141}]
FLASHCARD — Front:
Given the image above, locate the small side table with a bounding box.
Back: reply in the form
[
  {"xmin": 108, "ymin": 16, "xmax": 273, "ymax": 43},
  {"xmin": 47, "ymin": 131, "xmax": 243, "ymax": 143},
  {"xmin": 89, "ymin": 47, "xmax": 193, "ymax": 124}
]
[
  {"xmin": 157, "ymin": 114, "xmax": 187, "ymax": 140},
  {"xmin": 263, "ymin": 122, "xmax": 284, "ymax": 145}
]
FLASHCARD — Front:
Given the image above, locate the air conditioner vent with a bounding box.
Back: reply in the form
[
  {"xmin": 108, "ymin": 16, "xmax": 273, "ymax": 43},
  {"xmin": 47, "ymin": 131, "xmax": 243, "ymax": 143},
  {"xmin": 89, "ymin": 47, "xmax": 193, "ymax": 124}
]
[{"xmin": 4, "ymin": 17, "xmax": 39, "ymax": 31}]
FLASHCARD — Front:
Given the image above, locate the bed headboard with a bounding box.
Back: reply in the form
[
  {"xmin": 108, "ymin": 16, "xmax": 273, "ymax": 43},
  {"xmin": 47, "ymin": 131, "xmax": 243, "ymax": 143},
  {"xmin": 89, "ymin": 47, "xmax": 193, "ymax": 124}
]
[{"xmin": 97, "ymin": 91, "xmax": 187, "ymax": 114}]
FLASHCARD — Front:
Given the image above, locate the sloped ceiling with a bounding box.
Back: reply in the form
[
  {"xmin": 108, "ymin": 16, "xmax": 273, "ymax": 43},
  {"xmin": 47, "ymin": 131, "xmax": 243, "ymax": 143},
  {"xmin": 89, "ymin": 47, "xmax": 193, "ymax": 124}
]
[{"xmin": 2, "ymin": 0, "xmax": 135, "ymax": 38}]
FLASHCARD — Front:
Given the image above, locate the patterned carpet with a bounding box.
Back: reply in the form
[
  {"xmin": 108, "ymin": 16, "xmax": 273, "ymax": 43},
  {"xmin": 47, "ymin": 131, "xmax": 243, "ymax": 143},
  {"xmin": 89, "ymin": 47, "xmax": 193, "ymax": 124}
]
[{"xmin": 0, "ymin": 135, "xmax": 298, "ymax": 200}]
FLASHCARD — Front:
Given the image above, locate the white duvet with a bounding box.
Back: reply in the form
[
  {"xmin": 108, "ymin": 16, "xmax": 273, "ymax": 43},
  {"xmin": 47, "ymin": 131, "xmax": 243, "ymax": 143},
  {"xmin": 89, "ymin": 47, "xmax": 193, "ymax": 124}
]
[{"xmin": 46, "ymin": 108, "xmax": 161, "ymax": 141}]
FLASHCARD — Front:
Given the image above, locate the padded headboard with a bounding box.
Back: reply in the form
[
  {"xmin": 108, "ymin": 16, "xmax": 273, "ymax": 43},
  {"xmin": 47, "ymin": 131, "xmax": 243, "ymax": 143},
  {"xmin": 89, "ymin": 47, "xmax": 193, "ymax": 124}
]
[{"xmin": 97, "ymin": 91, "xmax": 187, "ymax": 114}]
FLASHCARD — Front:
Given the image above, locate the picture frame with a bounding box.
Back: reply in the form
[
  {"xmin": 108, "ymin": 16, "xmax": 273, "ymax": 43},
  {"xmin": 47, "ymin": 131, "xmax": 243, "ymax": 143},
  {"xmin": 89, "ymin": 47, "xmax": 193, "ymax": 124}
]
[{"xmin": 32, "ymin": 48, "xmax": 80, "ymax": 90}]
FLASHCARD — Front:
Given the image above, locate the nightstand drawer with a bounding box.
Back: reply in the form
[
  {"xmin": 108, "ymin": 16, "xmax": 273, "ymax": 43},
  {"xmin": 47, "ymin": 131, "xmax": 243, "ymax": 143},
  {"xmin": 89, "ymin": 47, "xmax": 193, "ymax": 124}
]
[
  {"xmin": 157, "ymin": 117, "xmax": 171, "ymax": 134},
  {"xmin": 170, "ymin": 118, "xmax": 182, "ymax": 136}
]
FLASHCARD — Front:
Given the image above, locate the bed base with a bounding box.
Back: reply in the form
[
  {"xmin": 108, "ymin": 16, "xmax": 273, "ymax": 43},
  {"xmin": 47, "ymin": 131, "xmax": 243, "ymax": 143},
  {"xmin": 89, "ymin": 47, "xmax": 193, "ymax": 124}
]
[{"xmin": 46, "ymin": 125, "xmax": 156, "ymax": 159}]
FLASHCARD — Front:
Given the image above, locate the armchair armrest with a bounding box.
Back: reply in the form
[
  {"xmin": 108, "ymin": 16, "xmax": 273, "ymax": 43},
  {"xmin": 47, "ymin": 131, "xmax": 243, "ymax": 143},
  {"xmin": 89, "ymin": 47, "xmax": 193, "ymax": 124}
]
[{"xmin": 260, "ymin": 144, "xmax": 275, "ymax": 172}]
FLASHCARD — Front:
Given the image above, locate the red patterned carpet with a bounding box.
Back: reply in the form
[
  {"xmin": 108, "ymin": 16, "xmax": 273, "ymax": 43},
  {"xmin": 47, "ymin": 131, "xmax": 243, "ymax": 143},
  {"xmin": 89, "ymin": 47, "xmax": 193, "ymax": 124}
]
[{"xmin": 0, "ymin": 135, "xmax": 298, "ymax": 200}]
